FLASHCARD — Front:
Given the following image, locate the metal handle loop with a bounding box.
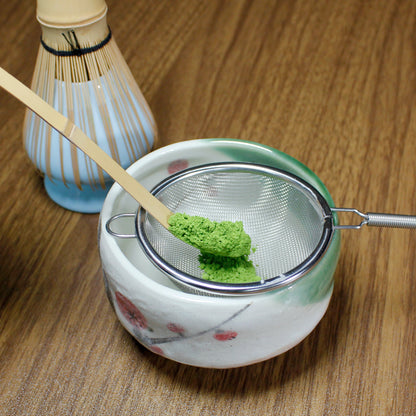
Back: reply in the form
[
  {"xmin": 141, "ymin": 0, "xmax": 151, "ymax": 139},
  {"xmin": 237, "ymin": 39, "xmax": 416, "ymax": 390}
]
[
  {"xmin": 332, "ymin": 208, "xmax": 369, "ymax": 230},
  {"xmin": 105, "ymin": 213, "xmax": 136, "ymax": 238},
  {"xmin": 332, "ymin": 208, "xmax": 416, "ymax": 230}
]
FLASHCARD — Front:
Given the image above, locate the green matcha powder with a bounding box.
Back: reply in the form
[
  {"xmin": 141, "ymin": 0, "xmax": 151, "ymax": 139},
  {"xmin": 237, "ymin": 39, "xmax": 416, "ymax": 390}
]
[{"xmin": 168, "ymin": 213, "xmax": 260, "ymax": 283}]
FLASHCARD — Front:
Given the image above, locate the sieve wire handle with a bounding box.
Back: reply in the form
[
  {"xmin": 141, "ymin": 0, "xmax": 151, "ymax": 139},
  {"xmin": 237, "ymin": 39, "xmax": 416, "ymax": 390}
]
[
  {"xmin": 106, "ymin": 213, "xmax": 137, "ymax": 238},
  {"xmin": 332, "ymin": 208, "xmax": 416, "ymax": 230},
  {"xmin": 366, "ymin": 212, "xmax": 416, "ymax": 228}
]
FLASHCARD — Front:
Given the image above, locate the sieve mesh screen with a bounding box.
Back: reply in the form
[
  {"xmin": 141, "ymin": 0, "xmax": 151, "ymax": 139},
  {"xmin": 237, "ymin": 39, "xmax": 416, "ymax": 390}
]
[{"xmin": 140, "ymin": 165, "xmax": 329, "ymax": 287}]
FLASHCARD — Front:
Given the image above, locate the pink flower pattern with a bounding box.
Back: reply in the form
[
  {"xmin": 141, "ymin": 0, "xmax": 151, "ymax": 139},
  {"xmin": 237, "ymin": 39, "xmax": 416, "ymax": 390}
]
[
  {"xmin": 167, "ymin": 323, "xmax": 185, "ymax": 334},
  {"xmin": 168, "ymin": 159, "xmax": 189, "ymax": 175},
  {"xmin": 114, "ymin": 291, "xmax": 247, "ymax": 355},
  {"xmin": 149, "ymin": 346, "xmax": 164, "ymax": 356},
  {"xmin": 115, "ymin": 291, "xmax": 147, "ymax": 329},
  {"xmin": 214, "ymin": 330, "xmax": 238, "ymax": 341}
]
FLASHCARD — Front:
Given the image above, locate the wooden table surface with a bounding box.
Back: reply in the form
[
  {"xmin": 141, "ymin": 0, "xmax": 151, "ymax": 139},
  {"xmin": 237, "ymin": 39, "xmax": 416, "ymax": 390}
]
[{"xmin": 1, "ymin": 0, "xmax": 415, "ymax": 414}]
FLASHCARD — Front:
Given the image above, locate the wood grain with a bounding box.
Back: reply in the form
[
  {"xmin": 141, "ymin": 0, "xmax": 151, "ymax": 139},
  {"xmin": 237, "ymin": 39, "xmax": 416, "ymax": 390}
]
[{"xmin": 1, "ymin": 0, "xmax": 415, "ymax": 414}]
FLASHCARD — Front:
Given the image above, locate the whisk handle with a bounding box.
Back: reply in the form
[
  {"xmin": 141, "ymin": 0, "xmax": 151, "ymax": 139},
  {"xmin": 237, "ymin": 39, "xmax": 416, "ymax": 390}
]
[{"xmin": 366, "ymin": 212, "xmax": 416, "ymax": 228}]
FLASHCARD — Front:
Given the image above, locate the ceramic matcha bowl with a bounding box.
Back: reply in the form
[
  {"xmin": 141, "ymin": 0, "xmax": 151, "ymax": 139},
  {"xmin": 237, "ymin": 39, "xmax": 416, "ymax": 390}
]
[{"xmin": 98, "ymin": 138, "xmax": 341, "ymax": 368}]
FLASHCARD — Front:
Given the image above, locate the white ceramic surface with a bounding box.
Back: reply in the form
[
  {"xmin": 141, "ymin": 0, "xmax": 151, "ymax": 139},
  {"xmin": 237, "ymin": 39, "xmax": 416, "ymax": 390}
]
[{"xmin": 98, "ymin": 139, "xmax": 341, "ymax": 368}]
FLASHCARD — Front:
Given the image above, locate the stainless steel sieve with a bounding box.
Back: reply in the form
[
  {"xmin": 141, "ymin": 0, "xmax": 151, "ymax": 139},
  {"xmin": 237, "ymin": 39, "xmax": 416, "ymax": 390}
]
[{"xmin": 106, "ymin": 162, "xmax": 416, "ymax": 296}]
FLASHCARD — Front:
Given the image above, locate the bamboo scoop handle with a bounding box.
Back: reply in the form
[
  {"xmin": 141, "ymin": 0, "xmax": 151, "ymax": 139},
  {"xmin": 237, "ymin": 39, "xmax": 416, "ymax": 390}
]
[{"xmin": 0, "ymin": 67, "xmax": 172, "ymax": 228}]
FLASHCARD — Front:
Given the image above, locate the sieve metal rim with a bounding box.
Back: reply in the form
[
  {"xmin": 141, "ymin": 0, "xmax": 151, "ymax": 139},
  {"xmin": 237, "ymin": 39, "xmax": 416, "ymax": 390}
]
[{"xmin": 136, "ymin": 162, "xmax": 335, "ymax": 296}]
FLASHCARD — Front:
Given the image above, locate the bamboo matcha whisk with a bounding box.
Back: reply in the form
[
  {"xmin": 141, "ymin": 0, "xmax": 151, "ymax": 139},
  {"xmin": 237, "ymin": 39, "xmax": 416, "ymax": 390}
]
[{"xmin": 23, "ymin": 0, "xmax": 157, "ymax": 212}]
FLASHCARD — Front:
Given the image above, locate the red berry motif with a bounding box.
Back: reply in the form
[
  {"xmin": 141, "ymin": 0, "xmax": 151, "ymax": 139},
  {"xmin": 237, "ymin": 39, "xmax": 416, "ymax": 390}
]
[
  {"xmin": 168, "ymin": 159, "xmax": 189, "ymax": 175},
  {"xmin": 167, "ymin": 323, "xmax": 185, "ymax": 333},
  {"xmin": 115, "ymin": 291, "xmax": 147, "ymax": 330},
  {"xmin": 214, "ymin": 330, "xmax": 238, "ymax": 341},
  {"xmin": 149, "ymin": 346, "xmax": 164, "ymax": 356}
]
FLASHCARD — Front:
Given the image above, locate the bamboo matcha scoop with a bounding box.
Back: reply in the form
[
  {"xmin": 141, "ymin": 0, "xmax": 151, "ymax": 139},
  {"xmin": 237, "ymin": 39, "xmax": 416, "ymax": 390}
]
[{"xmin": 0, "ymin": 67, "xmax": 251, "ymax": 257}]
